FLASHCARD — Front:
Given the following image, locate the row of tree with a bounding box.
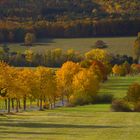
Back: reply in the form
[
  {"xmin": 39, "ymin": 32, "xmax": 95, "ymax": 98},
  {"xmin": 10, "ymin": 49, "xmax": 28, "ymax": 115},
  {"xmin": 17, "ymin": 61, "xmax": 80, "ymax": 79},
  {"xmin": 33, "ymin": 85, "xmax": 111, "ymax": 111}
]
[
  {"xmin": 0, "ymin": 19, "xmax": 140, "ymax": 42},
  {"xmin": 0, "ymin": 60, "xmax": 106, "ymax": 113},
  {"xmin": 112, "ymin": 62, "xmax": 140, "ymax": 76}
]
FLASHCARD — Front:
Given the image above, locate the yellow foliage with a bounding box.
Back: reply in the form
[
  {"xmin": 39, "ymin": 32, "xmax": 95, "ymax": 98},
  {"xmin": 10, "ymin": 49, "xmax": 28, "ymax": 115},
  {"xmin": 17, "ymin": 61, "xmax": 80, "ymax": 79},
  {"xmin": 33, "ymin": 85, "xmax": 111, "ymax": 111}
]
[
  {"xmin": 56, "ymin": 61, "xmax": 80, "ymax": 100},
  {"xmin": 85, "ymin": 49, "xmax": 111, "ymax": 63},
  {"xmin": 73, "ymin": 69, "xmax": 100, "ymax": 96}
]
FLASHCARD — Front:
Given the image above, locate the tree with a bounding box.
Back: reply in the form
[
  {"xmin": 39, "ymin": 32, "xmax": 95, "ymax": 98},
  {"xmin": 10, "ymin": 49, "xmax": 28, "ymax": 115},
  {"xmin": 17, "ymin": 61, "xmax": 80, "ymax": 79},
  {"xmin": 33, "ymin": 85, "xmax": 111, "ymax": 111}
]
[
  {"xmin": 127, "ymin": 83, "xmax": 140, "ymax": 110},
  {"xmin": 130, "ymin": 64, "xmax": 140, "ymax": 74},
  {"xmin": 18, "ymin": 68, "xmax": 36, "ymax": 111},
  {"xmin": 0, "ymin": 62, "xmax": 18, "ymax": 113},
  {"xmin": 56, "ymin": 61, "xmax": 80, "ymax": 105},
  {"xmin": 93, "ymin": 40, "xmax": 108, "ymax": 49},
  {"xmin": 90, "ymin": 60, "xmax": 108, "ymax": 81},
  {"xmin": 133, "ymin": 34, "xmax": 140, "ymax": 63},
  {"xmin": 112, "ymin": 64, "xmax": 127, "ymax": 76},
  {"xmin": 35, "ymin": 67, "xmax": 56, "ymax": 110},
  {"xmin": 85, "ymin": 49, "xmax": 111, "ymax": 64},
  {"xmin": 24, "ymin": 33, "xmax": 36, "ymax": 46},
  {"xmin": 71, "ymin": 69, "xmax": 100, "ymax": 105},
  {"xmin": 24, "ymin": 49, "xmax": 34, "ymax": 65}
]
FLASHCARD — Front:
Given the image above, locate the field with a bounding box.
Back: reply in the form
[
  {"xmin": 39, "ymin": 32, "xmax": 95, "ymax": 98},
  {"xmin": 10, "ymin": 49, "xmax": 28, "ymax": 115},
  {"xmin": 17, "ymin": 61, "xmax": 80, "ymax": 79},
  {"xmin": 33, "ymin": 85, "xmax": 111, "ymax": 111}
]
[
  {"xmin": 1, "ymin": 104, "xmax": 140, "ymax": 140},
  {"xmin": 0, "ymin": 37, "xmax": 136, "ymax": 56},
  {"xmin": 0, "ymin": 76, "xmax": 140, "ymax": 139},
  {"xmin": 99, "ymin": 75, "xmax": 140, "ymax": 98}
]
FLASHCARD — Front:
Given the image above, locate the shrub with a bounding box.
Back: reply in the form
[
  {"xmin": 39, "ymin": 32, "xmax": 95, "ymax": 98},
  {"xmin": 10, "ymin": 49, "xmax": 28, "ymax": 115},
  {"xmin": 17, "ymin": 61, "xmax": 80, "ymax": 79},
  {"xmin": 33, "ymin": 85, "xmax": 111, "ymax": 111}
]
[
  {"xmin": 134, "ymin": 102, "xmax": 140, "ymax": 112},
  {"xmin": 111, "ymin": 99, "xmax": 132, "ymax": 112},
  {"xmin": 69, "ymin": 94, "xmax": 92, "ymax": 106},
  {"xmin": 93, "ymin": 40, "xmax": 108, "ymax": 49},
  {"xmin": 93, "ymin": 94, "xmax": 114, "ymax": 104},
  {"xmin": 127, "ymin": 83, "xmax": 140, "ymax": 104}
]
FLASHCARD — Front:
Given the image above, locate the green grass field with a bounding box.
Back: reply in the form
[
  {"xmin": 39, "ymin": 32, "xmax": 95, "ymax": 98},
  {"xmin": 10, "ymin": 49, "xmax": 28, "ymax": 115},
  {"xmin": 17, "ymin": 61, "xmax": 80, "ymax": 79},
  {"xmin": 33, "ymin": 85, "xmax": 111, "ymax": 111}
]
[
  {"xmin": 0, "ymin": 76, "xmax": 140, "ymax": 139},
  {"xmin": 1, "ymin": 104, "xmax": 140, "ymax": 140},
  {"xmin": 99, "ymin": 75, "xmax": 140, "ymax": 98},
  {"xmin": 0, "ymin": 37, "xmax": 136, "ymax": 56}
]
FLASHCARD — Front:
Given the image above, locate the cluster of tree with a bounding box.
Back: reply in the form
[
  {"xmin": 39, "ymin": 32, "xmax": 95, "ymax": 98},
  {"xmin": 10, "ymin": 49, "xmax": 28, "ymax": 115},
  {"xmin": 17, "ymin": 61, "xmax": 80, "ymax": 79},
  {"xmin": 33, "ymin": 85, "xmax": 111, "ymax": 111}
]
[
  {"xmin": 0, "ymin": 47, "xmax": 82, "ymax": 67},
  {"xmin": 111, "ymin": 54, "xmax": 133, "ymax": 65},
  {"xmin": 112, "ymin": 62, "xmax": 140, "ymax": 76},
  {"xmin": 0, "ymin": 19, "xmax": 140, "ymax": 42},
  {"xmin": 0, "ymin": 60, "xmax": 107, "ymax": 113},
  {"xmin": 112, "ymin": 62, "xmax": 130, "ymax": 76}
]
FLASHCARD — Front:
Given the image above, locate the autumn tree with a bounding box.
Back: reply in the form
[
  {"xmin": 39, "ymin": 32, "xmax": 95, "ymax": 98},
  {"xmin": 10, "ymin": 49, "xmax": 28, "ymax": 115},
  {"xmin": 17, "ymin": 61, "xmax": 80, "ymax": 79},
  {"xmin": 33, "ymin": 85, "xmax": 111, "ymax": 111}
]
[
  {"xmin": 71, "ymin": 69, "xmax": 100, "ymax": 105},
  {"xmin": 127, "ymin": 83, "xmax": 140, "ymax": 111},
  {"xmin": 24, "ymin": 33, "xmax": 36, "ymax": 46},
  {"xmin": 56, "ymin": 61, "xmax": 80, "ymax": 105},
  {"xmin": 18, "ymin": 68, "xmax": 36, "ymax": 111},
  {"xmin": 0, "ymin": 62, "xmax": 19, "ymax": 113},
  {"xmin": 35, "ymin": 67, "xmax": 57, "ymax": 110},
  {"xmin": 85, "ymin": 49, "xmax": 111, "ymax": 65},
  {"xmin": 90, "ymin": 60, "xmax": 108, "ymax": 81},
  {"xmin": 24, "ymin": 50, "xmax": 34, "ymax": 65}
]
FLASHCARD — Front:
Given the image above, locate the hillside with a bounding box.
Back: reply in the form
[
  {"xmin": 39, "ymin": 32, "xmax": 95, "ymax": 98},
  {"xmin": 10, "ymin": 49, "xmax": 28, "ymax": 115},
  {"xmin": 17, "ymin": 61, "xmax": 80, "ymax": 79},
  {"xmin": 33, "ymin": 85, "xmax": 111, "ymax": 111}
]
[
  {"xmin": 0, "ymin": 0, "xmax": 139, "ymax": 41},
  {"xmin": 0, "ymin": 0, "xmax": 139, "ymax": 21}
]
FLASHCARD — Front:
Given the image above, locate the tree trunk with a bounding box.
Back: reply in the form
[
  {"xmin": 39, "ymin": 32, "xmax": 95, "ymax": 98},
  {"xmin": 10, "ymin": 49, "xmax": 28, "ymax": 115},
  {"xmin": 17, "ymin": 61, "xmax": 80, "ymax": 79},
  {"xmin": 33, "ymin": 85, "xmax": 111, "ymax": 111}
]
[
  {"xmin": 53, "ymin": 98, "xmax": 56, "ymax": 108},
  {"xmin": 5, "ymin": 99, "xmax": 7, "ymax": 110},
  {"xmin": 43, "ymin": 99, "xmax": 47, "ymax": 109},
  {"xmin": 23, "ymin": 96, "xmax": 26, "ymax": 111},
  {"xmin": 16, "ymin": 99, "xmax": 19, "ymax": 112},
  {"xmin": 19, "ymin": 100, "xmax": 21, "ymax": 109},
  {"xmin": 30, "ymin": 99, "xmax": 32, "ymax": 107},
  {"xmin": 61, "ymin": 95, "xmax": 64, "ymax": 106},
  {"xmin": 7, "ymin": 98, "xmax": 10, "ymax": 114},
  {"xmin": 40, "ymin": 98, "xmax": 43, "ymax": 110},
  {"xmin": 138, "ymin": 57, "xmax": 140, "ymax": 64},
  {"xmin": 37, "ymin": 99, "xmax": 39, "ymax": 107},
  {"xmin": 11, "ymin": 99, "xmax": 14, "ymax": 110}
]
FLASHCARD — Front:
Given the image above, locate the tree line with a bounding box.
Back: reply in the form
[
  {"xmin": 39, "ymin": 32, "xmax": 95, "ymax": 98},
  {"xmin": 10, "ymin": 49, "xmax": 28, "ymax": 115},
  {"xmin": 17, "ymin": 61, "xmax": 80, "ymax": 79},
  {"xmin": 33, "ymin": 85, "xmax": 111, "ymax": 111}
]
[
  {"xmin": 0, "ymin": 19, "xmax": 140, "ymax": 43},
  {"xmin": 0, "ymin": 60, "xmax": 106, "ymax": 113},
  {"xmin": 1, "ymin": 47, "xmax": 140, "ymax": 114}
]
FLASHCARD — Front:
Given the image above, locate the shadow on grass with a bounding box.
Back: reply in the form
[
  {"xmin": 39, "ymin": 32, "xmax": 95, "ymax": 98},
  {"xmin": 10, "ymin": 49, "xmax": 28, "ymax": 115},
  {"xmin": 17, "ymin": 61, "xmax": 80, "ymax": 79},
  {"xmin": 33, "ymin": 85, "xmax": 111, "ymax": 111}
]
[
  {"xmin": 0, "ymin": 122, "xmax": 124, "ymax": 129},
  {"xmin": 20, "ymin": 38, "xmax": 55, "ymax": 47}
]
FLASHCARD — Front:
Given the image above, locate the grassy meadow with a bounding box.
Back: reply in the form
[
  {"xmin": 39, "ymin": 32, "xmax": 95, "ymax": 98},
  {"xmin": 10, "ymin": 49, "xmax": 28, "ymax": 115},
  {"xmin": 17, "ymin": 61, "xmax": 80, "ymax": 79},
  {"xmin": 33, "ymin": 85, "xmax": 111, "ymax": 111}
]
[
  {"xmin": 0, "ymin": 76, "xmax": 140, "ymax": 139},
  {"xmin": 1, "ymin": 104, "xmax": 140, "ymax": 140},
  {"xmin": 0, "ymin": 37, "xmax": 139, "ymax": 140},
  {"xmin": 0, "ymin": 37, "xmax": 136, "ymax": 56},
  {"xmin": 99, "ymin": 75, "xmax": 140, "ymax": 98}
]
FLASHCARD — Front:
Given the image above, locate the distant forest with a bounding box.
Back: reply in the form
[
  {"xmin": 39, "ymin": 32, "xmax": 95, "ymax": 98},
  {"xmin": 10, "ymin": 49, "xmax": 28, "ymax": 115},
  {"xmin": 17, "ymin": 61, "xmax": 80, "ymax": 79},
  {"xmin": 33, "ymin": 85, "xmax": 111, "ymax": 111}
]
[{"xmin": 0, "ymin": 0, "xmax": 139, "ymax": 42}]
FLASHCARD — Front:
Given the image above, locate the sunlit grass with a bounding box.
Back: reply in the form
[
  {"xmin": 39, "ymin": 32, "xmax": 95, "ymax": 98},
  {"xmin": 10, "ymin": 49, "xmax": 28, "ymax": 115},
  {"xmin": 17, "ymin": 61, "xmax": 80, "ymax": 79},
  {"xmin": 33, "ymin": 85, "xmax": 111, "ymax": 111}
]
[
  {"xmin": 0, "ymin": 104, "xmax": 140, "ymax": 140},
  {"xmin": 99, "ymin": 75, "xmax": 140, "ymax": 98}
]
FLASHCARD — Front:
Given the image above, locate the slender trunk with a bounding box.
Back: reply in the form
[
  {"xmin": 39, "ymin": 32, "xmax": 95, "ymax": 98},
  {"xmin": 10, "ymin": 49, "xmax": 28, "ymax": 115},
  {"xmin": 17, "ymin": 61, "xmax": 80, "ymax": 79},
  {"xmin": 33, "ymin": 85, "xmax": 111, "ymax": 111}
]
[
  {"xmin": 11, "ymin": 99, "xmax": 14, "ymax": 110},
  {"xmin": 53, "ymin": 98, "xmax": 56, "ymax": 108},
  {"xmin": 49, "ymin": 102, "xmax": 52, "ymax": 109},
  {"xmin": 19, "ymin": 100, "xmax": 21, "ymax": 109},
  {"xmin": 16, "ymin": 99, "xmax": 19, "ymax": 112},
  {"xmin": 37, "ymin": 99, "xmax": 39, "ymax": 107},
  {"xmin": 43, "ymin": 99, "xmax": 47, "ymax": 109},
  {"xmin": 30, "ymin": 99, "xmax": 32, "ymax": 107},
  {"xmin": 61, "ymin": 95, "xmax": 64, "ymax": 106},
  {"xmin": 7, "ymin": 98, "xmax": 10, "ymax": 114},
  {"xmin": 5, "ymin": 99, "xmax": 7, "ymax": 110},
  {"xmin": 23, "ymin": 96, "xmax": 26, "ymax": 111},
  {"xmin": 40, "ymin": 98, "xmax": 43, "ymax": 110},
  {"xmin": 67, "ymin": 95, "xmax": 69, "ymax": 104}
]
